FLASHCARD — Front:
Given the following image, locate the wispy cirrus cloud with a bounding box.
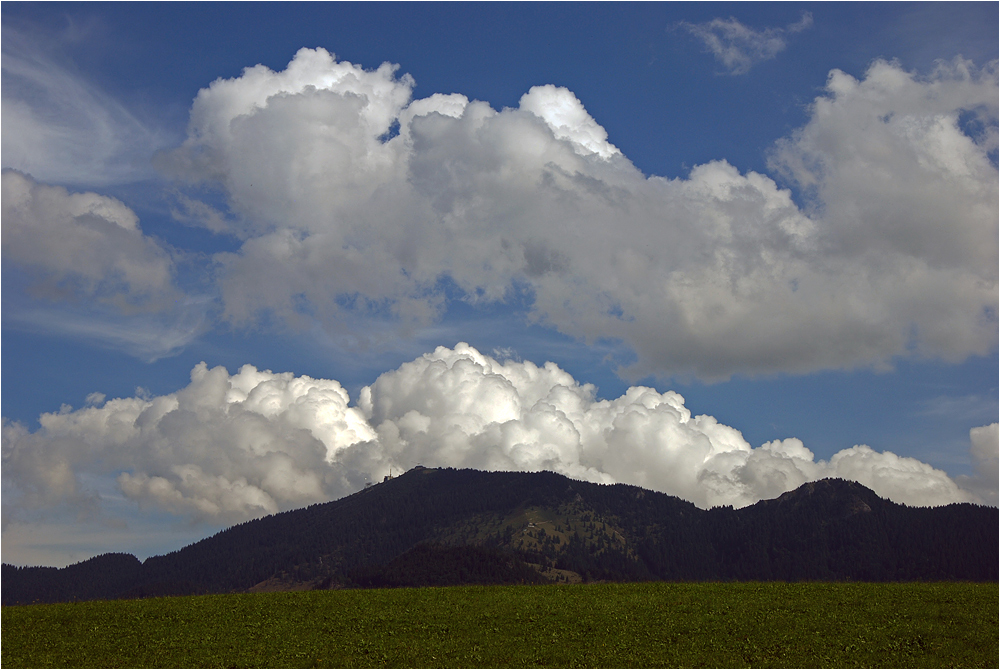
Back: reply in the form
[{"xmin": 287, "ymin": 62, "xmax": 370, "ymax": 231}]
[
  {"xmin": 0, "ymin": 24, "xmax": 169, "ymax": 186},
  {"xmin": 2, "ymin": 301, "xmax": 210, "ymax": 363},
  {"xmin": 918, "ymin": 393, "xmax": 999, "ymax": 424},
  {"xmin": 680, "ymin": 12, "xmax": 813, "ymax": 75}
]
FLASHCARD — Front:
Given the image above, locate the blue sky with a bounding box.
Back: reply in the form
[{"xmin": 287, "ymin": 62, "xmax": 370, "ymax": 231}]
[{"xmin": 2, "ymin": 2, "xmax": 997, "ymax": 567}]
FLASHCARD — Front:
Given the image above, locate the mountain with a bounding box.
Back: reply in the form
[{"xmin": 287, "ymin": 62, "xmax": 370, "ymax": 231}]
[{"xmin": 3, "ymin": 468, "xmax": 997, "ymax": 604}]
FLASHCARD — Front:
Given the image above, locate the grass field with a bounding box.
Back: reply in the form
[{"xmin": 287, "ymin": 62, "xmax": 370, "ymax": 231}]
[{"xmin": 2, "ymin": 582, "xmax": 996, "ymax": 668}]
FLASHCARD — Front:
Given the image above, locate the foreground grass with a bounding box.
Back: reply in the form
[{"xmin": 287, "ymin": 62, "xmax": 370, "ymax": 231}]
[{"xmin": 2, "ymin": 582, "xmax": 996, "ymax": 668}]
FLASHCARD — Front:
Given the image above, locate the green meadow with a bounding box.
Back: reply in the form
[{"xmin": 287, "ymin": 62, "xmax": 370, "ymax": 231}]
[{"xmin": 2, "ymin": 582, "xmax": 996, "ymax": 668}]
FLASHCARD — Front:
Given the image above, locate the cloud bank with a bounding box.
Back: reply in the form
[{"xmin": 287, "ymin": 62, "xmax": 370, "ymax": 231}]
[
  {"xmin": 3, "ymin": 344, "xmax": 990, "ymax": 528},
  {"xmin": 156, "ymin": 48, "xmax": 997, "ymax": 380},
  {"xmin": 680, "ymin": 12, "xmax": 814, "ymax": 74}
]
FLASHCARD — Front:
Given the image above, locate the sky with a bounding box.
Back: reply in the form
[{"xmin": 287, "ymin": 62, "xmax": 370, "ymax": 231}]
[{"xmin": 2, "ymin": 2, "xmax": 997, "ymax": 568}]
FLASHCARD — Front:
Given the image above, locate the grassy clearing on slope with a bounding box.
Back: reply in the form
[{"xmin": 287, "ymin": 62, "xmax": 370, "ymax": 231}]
[{"xmin": 2, "ymin": 582, "xmax": 996, "ymax": 668}]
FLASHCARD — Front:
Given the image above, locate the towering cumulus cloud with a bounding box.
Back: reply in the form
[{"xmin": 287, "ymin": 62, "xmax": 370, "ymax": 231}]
[
  {"xmin": 161, "ymin": 48, "xmax": 998, "ymax": 380},
  {"xmin": 3, "ymin": 344, "xmax": 987, "ymax": 526}
]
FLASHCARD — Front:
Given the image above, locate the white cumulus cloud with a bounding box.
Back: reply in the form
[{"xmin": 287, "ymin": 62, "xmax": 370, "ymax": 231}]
[
  {"xmin": 2, "ymin": 362, "xmax": 376, "ymax": 524},
  {"xmin": 156, "ymin": 49, "xmax": 997, "ymax": 380},
  {"xmin": 956, "ymin": 422, "xmax": 999, "ymax": 505},
  {"xmin": 2, "ymin": 169, "xmax": 179, "ymax": 309},
  {"xmin": 2, "ymin": 344, "xmax": 984, "ymax": 529},
  {"xmin": 1, "ymin": 170, "xmax": 212, "ymax": 359}
]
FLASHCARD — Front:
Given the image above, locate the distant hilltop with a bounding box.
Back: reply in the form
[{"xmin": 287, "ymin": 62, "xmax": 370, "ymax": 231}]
[
  {"xmin": 4, "ymin": 468, "xmax": 997, "ymax": 605},
  {"xmin": 369, "ymin": 464, "xmax": 425, "ymax": 487}
]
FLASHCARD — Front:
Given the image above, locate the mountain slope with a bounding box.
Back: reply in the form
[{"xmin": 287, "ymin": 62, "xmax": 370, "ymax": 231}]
[{"xmin": 3, "ymin": 468, "xmax": 996, "ymax": 604}]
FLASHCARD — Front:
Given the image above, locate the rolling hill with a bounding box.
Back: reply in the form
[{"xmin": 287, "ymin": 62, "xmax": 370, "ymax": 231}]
[{"xmin": 3, "ymin": 467, "xmax": 996, "ymax": 605}]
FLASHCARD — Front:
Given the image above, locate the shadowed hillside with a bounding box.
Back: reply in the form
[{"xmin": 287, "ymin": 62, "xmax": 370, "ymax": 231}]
[{"xmin": 4, "ymin": 468, "xmax": 997, "ymax": 604}]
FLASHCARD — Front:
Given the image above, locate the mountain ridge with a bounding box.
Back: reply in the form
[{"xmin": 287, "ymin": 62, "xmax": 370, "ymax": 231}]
[{"xmin": 3, "ymin": 468, "xmax": 996, "ymax": 605}]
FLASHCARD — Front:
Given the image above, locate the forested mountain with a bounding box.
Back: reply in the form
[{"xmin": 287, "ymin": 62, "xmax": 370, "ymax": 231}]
[{"xmin": 4, "ymin": 468, "xmax": 997, "ymax": 605}]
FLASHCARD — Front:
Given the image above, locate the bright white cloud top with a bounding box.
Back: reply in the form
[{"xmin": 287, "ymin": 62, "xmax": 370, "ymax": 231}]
[
  {"xmin": 151, "ymin": 48, "xmax": 999, "ymax": 379},
  {"xmin": 3, "ymin": 343, "xmax": 992, "ymax": 530}
]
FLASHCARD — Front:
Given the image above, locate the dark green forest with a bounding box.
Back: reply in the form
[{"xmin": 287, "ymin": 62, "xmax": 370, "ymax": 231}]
[{"xmin": 4, "ymin": 468, "xmax": 997, "ymax": 605}]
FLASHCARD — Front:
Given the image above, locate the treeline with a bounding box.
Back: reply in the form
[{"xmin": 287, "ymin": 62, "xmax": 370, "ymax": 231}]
[
  {"xmin": 3, "ymin": 469, "xmax": 997, "ymax": 605},
  {"xmin": 3, "ymin": 554, "xmax": 142, "ymax": 605},
  {"xmin": 556, "ymin": 477, "xmax": 998, "ymax": 582}
]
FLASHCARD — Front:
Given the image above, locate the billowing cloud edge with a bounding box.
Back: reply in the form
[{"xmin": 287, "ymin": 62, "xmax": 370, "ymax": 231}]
[
  {"xmin": 3, "ymin": 344, "xmax": 992, "ymax": 532},
  {"xmin": 154, "ymin": 48, "xmax": 997, "ymax": 380}
]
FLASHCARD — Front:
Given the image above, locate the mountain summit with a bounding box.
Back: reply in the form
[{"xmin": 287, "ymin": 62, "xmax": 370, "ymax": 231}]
[{"xmin": 4, "ymin": 468, "xmax": 996, "ymax": 604}]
